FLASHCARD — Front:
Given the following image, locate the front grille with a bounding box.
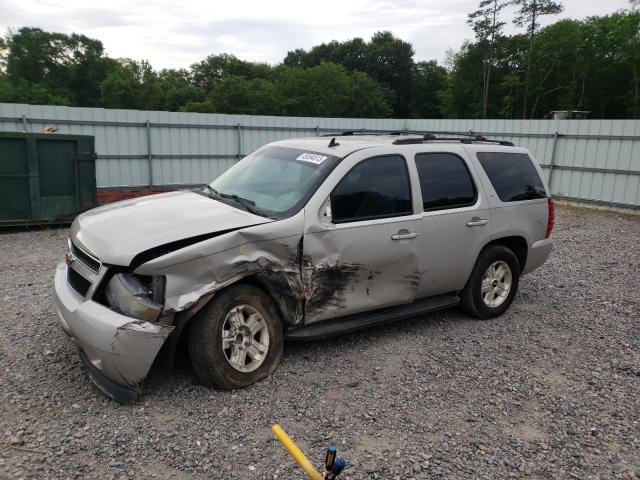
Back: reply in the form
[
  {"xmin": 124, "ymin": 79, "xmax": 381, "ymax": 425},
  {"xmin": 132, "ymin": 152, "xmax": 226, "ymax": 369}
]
[
  {"xmin": 66, "ymin": 238, "xmax": 104, "ymax": 299},
  {"xmin": 70, "ymin": 241, "xmax": 101, "ymax": 273},
  {"xmin": 67, "ymin": 267, "xmax": 91, "ymax": 297}
]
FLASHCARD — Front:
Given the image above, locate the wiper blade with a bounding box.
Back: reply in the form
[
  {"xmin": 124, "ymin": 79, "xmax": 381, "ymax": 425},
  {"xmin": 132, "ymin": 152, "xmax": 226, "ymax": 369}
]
[
  {"xmin": 197, "ymin": 185, "xmax": 267, "ymax": 217},
  {"xmin": 218, "ymin": 192, "xmax": 266, "ymax": 216},
  {"xmin": 219, "ymin": 192, "xmax": 256, "ymax": 206}
]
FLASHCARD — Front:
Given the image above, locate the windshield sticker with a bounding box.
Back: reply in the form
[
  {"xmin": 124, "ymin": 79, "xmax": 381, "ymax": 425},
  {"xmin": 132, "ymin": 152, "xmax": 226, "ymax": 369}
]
[{"xmin": 296, "ymin": 153, "xmax": 328, "ymax": 165}]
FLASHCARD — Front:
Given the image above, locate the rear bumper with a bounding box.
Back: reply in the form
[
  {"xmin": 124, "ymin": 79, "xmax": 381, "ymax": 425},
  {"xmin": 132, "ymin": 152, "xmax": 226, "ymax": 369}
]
[
  {"xmin": 522, "ymin": 238, "xmax": 553, "ymax": 275},
  {"xmin": 53, "ymin": 263, "xmax": 173, "ymax": 403}
]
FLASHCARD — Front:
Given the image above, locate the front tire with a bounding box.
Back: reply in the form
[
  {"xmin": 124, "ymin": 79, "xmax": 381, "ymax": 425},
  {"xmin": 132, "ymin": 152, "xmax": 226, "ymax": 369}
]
[
  {"xmin": 460, "ymin": 245, "xmax": 520, "ymax": 319},
  {"xmin": 188, "ymin": 284, "xmax": 283, "ymax": 390}
]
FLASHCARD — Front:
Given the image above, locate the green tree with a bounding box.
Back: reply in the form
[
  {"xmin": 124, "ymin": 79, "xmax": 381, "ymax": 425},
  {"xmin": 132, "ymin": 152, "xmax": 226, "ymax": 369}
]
[
  {"xmin": 283, "ymin": 48, "xmax": 308, "ymax": 68},
  {"xmin": 366, "ymin": 31, "xmax": 415, "ymax": 117},
  {"xmin": 184, "ymin": 75, "xmax": 281, "ymax": 115},
  {"xmin": 494, "ymin": 34, "xmax": 528, "ymax": 118},
  {"xmin": 0, "ymin": 36, "xmax": 7, "ymax": 70},
  {"xmin": 191, "ymin": 54, "xmax": 273, "ymax": 91},
  {"xmin": 282, "ymin": 32, "xmax": 414, "ymax": 117},
  {"xmin": 99, "ymin": 59, "xmax": 162, "ymax": 110},
  {"xmin": 347, "ymin": 70, "xmax": 393, "ymax": 118},
  {"xmin": 157, "ymin": 68, "xmax": 204, "ymax": 111},
  {"xmin": 467, "ymin": 0, "xmax": 509, "ymax": 117},
  {"xmin": 0, "ymin": 76, "xmax": 73, "ymax": 105},
  {"xmin": 579, "ymin": 11, "xmax": 640, "ymax": 117},
  {"xmin": 510, "ymin": 0, "xmax": 564, "ymax": 117},
  {"xmin": 526, "ymin": 19, "xmax": 583, "ymax": 117},
  {"xmin": 410, "ymin": 61, "xmax": 448, "ymax": 118},
  {"xmin": 4, "ymin": 27, "xmax": 111, "ymax": 106},
  {"xmin": 278, "ymin": 62, "xmax": 379, "ymax": 117},
  {"xmin": 442, "ymin": 42, "xmax": 485, "ymax": 117},
  {"xmin": 184, "ymin": 63, "xmax": 391, "ymax": 118}
]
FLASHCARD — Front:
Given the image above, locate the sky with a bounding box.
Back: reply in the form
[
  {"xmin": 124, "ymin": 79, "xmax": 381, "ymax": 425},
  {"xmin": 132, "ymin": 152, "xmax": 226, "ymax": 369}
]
[{"xmin": 0, "ymin": 0, "xmax": 633, "ymax": 69}]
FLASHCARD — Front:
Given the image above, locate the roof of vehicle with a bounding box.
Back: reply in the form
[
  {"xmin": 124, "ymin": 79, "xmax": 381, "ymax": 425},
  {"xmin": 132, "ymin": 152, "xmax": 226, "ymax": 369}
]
[{"xmin": 269, "ymin": 132, "xmax": 519, "ymax": 158}]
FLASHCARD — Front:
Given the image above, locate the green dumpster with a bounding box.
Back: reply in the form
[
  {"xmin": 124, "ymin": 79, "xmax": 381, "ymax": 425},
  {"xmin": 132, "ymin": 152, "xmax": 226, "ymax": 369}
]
[{"xmin": 0, "ymin": 132, "xmax": 97, "ymax": 226}]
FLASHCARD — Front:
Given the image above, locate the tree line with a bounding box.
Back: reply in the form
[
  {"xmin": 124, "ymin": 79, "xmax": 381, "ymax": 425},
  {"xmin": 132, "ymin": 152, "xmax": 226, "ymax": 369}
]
[{"xmin": 0, "ymin": 1, "xmax": 638, "ymax": 119}]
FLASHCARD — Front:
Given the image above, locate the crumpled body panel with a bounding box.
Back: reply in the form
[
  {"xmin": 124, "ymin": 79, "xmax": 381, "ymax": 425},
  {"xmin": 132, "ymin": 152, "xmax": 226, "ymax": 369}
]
[
  {"xmin": 53, "ymin": 264, "xmax": 173, "ymax": 402},
  {"xmin": 134, "ymin": 213, "xmax": 307, "ymax": 324}
]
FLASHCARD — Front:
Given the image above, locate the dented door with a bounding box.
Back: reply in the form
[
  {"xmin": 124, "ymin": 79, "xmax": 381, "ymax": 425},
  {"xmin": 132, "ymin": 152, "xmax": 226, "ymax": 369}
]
[{"xmin": 302, "ymin": 153, "xmax": 422, "ymax": 324}]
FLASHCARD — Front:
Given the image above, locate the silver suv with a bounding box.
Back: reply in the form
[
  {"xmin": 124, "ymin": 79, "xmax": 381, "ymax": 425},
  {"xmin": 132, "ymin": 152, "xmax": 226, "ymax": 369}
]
[{"xmin": 53, "ymin": 133, "xmax": 554, "ymax": 402}]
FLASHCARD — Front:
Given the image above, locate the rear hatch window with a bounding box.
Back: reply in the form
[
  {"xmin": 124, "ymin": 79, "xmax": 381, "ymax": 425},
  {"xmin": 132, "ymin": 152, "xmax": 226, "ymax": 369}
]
[{"xmin": 477, "ymin": 152, "xmax": 546, "ymax": 202}]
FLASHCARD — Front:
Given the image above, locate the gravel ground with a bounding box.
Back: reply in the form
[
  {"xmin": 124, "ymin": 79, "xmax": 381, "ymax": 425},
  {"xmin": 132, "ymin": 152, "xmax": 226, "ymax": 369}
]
[{"xmin": 0, "ymin": 205, "xmax": 639, "ymax": 480}]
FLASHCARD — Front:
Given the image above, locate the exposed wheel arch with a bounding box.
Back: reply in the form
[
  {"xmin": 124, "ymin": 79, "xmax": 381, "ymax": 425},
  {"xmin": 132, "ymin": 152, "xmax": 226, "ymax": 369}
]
[
  {"xmin": 160, "ymin": 272, "xmax": 298, "ymax": 371},
  {"xmin": 236, "ymin": 273, "xmax": 300, "ymax": 326},
  {"xmin": 487, "ymin": 236, "xmax": 528, "ymax": 273}
]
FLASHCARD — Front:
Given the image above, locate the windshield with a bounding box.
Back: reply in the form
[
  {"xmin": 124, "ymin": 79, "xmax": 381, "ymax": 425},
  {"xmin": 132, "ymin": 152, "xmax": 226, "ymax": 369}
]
[{"xmin": 208, "ymin": 146, "xmax": 340, "ymax": 218}]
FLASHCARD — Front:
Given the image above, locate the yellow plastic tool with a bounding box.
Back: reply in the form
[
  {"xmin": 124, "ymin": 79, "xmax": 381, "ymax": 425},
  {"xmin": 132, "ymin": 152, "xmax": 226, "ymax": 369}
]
[{"xmin": 272, "ymin": 424, "xmax": 323, "ymax": 480}]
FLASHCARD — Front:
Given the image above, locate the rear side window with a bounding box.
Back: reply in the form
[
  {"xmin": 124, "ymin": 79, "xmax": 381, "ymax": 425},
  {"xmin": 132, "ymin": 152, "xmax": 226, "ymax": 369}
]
[
  {"xmin": 477, "ymin": 152, "xmax": 547, "ymax": 202},
  {"xmin": 415, "ymin": 153, "xmax": 476, "ymax": 211},
  {"xmin": 331, "ymin": 155, "xmax": 412, "ymax": 223}
]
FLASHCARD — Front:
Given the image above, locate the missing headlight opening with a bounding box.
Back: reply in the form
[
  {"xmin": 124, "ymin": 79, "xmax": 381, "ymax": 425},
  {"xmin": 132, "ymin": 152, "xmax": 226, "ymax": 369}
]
[{"xmin": 105, "ymin": 273, "xmax": 165, "ymax": 322}]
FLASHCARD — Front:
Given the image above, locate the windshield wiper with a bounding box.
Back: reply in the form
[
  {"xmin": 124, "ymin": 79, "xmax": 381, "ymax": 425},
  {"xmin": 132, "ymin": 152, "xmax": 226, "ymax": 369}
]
[
  {"xmin": 193, "ymin": 184, "xmax": 219, "ymax": 199},
  {"xmin": 219, "ymin": 192, "xmax": 256, "ymax": 206},
  {"xmin": 218, "ymin": 191, "xmax": 267, "ymax": 217},
  {"xmin": 196, "ymin": 185, "xmax": 266, "ymax": 217},
  {"xmin": 198, "ymin": 184, "xmax": 220, "ymax": 198}
]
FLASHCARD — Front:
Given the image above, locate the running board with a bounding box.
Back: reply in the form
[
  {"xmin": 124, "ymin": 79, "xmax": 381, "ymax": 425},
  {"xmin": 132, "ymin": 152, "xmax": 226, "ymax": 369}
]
[{"xmin": 285, "ymin": 294, "xmax": 459, "ymax": 341}]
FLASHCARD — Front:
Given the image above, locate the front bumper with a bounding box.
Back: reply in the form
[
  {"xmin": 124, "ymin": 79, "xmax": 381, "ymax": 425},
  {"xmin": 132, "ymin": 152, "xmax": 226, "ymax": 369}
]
[{"xmin": 53, "ymin": 263, "xmax": 173, "ymax": 403}]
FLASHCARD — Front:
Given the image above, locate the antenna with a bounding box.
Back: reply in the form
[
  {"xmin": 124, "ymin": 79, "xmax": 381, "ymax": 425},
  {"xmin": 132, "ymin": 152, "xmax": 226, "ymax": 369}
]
[{"xmin": 328, "ymin": 137, "xmax": 340, "ymax": 147}]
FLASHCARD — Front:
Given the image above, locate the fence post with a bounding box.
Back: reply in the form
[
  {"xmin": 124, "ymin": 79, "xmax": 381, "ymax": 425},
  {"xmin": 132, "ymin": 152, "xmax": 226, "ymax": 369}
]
[
  {"xmin": 237, "ymin": 123, "xmax": 243, "ymax": 159},
  {"xmin": 146, "ymin": 120, "xmax": 153, "ymax": 188},
  {"xmin": 547, "ymin": 131, "xmax": 559, "ymax": 193},
  {"xmin": 316, "ymin": 125, "xmax": 320, "ymax": 136},
  {"xmin": 21, "ymin": 114, "xmax": 28, "ymax": 133}
]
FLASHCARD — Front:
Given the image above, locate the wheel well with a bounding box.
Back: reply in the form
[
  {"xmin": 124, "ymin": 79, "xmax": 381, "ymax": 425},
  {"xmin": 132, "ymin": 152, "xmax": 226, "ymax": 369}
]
[
  {"xmin": 488, "ymin": 236, "xmax": 528, "ymax": 272},
  {"xmin": 162, "ymin": 273, "xmax": 298, "ymax": 371},
  {"xmin": 236, "ymin": 274, "xmax": 299, "ymax": 326}
]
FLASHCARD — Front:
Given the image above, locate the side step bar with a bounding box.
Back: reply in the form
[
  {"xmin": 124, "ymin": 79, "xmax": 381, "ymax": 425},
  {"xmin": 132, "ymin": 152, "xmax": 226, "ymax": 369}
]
[{"xmin": 285, "ymin": 294, "xmax": 459, "ymax": 341}]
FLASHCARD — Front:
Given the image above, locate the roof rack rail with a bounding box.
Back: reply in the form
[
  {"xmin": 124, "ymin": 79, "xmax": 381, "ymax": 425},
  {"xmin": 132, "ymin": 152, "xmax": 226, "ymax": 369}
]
[
  {"xmin": 426, "ymin": 130, "xmax": 515, "ymax": 146},
  {"xmin": 319, "ymin": 129, "xmax": 514, "ymax": 146},
  {"xmin": 321, "ymin": 129, "xmax": 431, "ymax": 137},
  {"xmin": 392, "ymin": 134, "xmax": 514, "ymax": 146},
  {"xmin": 321, "ymin": 129, "xmax": 392, "ymax": 137}
]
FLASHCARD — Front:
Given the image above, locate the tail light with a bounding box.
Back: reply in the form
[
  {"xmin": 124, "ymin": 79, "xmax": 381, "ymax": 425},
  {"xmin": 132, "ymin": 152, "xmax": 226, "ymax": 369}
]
[{"xmin": 545, "ymin": 197, "xmax": 555, "ymax": 238}]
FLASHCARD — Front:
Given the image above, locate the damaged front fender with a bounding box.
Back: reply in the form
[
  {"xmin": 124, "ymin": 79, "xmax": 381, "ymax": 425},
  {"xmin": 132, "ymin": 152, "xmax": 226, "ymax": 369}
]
[{"xmin": 134, "ymin": 213, "xmax": 307, "ymax": 325}]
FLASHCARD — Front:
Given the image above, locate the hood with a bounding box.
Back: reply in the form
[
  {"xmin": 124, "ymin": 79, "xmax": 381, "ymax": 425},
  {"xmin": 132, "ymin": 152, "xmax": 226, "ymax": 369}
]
[{"xmin": 71, "ymin": 190, "xmax": 272, "ymax": 266}]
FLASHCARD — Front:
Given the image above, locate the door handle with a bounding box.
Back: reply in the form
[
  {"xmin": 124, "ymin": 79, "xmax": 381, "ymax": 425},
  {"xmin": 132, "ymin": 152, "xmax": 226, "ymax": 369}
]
[
  {"xmin": 391, "ymin": 229, "xmax": 420, "ymax": 240},
  {"xmin": 466, "ymin": 217, "xmax": 488, "ymax": 227}
]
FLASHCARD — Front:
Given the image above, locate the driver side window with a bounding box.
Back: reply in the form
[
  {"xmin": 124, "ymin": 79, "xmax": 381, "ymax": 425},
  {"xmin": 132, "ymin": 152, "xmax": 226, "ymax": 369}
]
[{"xmin": 330, "ymin": 155, "xmax": 413, "ymax": 224}]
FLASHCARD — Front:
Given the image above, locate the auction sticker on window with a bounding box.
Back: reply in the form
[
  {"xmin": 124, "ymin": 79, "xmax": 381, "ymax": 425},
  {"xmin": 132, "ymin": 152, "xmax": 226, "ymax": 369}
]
[{"xmin": 296, "ymin": 153, "xmax": 328, "ymax": 165}]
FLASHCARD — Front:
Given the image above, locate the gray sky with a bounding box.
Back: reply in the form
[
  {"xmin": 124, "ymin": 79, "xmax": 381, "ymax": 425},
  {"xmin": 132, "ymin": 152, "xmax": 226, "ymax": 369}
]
[{"xmin": 0, "ymin": 0, "xmax": 632, "ymax": 69}]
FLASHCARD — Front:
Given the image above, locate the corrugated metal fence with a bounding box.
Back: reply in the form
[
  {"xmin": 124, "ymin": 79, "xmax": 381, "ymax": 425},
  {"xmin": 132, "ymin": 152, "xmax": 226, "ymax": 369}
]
[{"xmin": 1, "ymin": 103, "xmax": 639, "ymax": 208}]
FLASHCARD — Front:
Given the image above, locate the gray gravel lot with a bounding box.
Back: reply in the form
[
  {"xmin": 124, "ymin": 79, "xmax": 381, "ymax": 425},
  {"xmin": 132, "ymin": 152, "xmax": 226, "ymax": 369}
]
[{"xmin": 0, "ymin": 205, "xmax": 639, "ymax": 480}]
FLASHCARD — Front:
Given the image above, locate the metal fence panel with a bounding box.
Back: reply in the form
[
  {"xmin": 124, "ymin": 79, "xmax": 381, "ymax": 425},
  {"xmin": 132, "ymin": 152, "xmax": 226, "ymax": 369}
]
[{"xmin": 1, "ymin": 103, "xmax": 638, "ymax": 208}]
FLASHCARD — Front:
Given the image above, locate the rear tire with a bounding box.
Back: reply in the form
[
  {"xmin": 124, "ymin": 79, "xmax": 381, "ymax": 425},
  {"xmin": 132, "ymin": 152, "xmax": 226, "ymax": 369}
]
[
  {"xmin": 188, "ymin": 284, "xmax": 283, "ymax": 390},
  {"xmin": 460, "ymin": 245, "xmax": 520, "ymax": 319}
]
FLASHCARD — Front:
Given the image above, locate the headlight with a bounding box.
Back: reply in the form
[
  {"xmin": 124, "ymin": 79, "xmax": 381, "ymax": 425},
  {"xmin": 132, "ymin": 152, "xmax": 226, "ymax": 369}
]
[{"xmin": 105, "ymin": 273, "xmax": 164, "ymax": 322}]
